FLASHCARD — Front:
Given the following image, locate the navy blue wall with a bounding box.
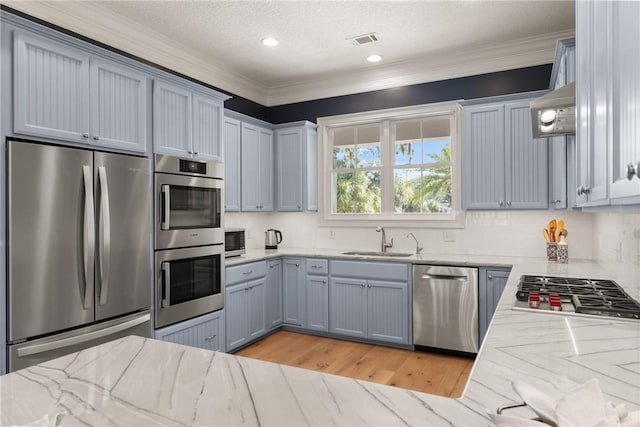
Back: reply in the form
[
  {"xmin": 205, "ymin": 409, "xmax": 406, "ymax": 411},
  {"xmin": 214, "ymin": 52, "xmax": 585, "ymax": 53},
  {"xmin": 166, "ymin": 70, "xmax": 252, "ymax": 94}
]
[{"xmin": 262, "ymin": 64, "xmax": 552, "ymax": 124}]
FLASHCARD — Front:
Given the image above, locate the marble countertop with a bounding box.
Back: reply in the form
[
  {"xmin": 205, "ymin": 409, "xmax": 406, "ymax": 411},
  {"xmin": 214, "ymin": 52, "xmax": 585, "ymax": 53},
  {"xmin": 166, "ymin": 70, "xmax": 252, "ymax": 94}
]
[{"xmin": 1, "ymin": 254, "xmax": 639, "ymax": 426}]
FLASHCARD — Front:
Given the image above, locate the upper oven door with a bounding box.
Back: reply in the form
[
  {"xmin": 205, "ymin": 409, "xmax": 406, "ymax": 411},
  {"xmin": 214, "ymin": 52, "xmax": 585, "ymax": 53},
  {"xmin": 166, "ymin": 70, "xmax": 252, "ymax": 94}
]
[{"xmin": 155, "ymin": 173, "xmax": 223, "ymax": 249}]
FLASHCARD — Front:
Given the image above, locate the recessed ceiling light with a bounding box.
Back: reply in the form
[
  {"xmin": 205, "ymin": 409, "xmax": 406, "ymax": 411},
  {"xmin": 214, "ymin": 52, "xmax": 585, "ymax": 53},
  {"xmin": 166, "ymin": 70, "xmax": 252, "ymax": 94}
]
[
  {"xmin": 367, "ymin": 54, "xmax": 382, "ymax": 63},
  {"xmin": 261, "ymin": 37, "xmax": 279, "ymax": 47}
]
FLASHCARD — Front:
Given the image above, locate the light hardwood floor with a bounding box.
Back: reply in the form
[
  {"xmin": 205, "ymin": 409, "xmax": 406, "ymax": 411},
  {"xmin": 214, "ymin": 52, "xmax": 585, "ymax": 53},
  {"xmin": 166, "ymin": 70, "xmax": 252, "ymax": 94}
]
[{"xmin": 235, "ymin": 331, "xmax": 474, "ymax": 398}]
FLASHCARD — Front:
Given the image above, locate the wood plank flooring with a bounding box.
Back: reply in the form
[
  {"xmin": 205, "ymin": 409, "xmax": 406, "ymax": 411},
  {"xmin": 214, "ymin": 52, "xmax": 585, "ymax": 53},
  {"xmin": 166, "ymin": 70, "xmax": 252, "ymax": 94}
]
[{"xmin": 235, "ymin": 331, "xmax": 474, "ymax": 398}]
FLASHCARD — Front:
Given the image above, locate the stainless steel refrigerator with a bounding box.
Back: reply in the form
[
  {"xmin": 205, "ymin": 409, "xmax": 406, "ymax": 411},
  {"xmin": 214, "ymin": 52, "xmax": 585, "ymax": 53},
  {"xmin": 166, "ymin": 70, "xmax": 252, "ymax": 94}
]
[{"xmin": 7, "ymin": 140, "xmax": 152, "ymax": 371}]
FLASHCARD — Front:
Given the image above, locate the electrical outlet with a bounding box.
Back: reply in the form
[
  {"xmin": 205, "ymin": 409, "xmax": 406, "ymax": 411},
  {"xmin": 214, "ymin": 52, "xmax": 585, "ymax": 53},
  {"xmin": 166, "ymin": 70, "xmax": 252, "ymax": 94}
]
[
  {"xmin": 329, "ymin": 229, "xmax": 335, "ymax": 239},
  {"xmin": 443, "ymin": 230, "xmax": 455, "ymax": 242}
]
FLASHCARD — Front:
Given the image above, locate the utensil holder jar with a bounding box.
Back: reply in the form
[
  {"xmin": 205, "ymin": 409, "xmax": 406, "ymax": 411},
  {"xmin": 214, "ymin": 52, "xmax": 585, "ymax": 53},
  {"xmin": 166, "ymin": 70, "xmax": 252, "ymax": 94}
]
[
  {"xmin": 546, "ymin": 243, "xmax": 558, "ymax": 261},
  {"xmin": 557, "ymin": 244, "xmax": 568, "ymax": 263}
]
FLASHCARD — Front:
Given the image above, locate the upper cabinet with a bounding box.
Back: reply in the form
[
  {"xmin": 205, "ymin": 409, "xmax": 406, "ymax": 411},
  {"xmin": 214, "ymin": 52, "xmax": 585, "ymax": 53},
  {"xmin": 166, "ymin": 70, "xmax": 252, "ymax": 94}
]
[
  {"xmin": 241, "ymin": 122, "xmax": 274, "ymax": 211},
  {"xmin": 274, "ymin": 121, "xmax": 318, "ymax": 212},
  {"xmin": 13, "ymin": 30, "xmax": 149, "ymax": 153},
  {"xmin": 462, "ymin": 94, "xmax": 549, "ymax": 210},
  {"xmin": 576, "ymin": 0, "xmax": 640, "ymax": 206},
  {"xmin": 223, "ymin": 117, "xmax": 241, "ymax": 212},
  {"xmin": 153, "ymin": 80, "xmax": 227, "ymax": 162}
]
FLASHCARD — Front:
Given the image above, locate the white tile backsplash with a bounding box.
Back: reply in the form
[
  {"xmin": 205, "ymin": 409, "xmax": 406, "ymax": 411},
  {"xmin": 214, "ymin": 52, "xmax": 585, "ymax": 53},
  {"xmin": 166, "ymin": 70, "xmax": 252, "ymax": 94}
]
[
  {"xmin": 592, "ymin": 212, "xmax": 640, "ymax": 298},
  {"xmin": 226, "ymin": 210, "xmax": 595, "ymax": 259}
]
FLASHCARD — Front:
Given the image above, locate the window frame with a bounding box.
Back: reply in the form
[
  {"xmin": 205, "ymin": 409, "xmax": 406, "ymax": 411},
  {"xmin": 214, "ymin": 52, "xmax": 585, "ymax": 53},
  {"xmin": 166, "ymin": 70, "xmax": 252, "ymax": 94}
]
[{"xmin": 317, "ymin": 101, "xmax": 465, "ymax": 228}]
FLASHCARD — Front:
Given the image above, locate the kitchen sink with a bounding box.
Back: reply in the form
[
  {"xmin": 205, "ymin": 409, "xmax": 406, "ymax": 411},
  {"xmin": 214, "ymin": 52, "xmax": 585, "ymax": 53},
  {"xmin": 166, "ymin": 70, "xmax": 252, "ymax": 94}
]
[{"xmin": 342, "ymin": 250, "xmax": 413, "ymax": 257}]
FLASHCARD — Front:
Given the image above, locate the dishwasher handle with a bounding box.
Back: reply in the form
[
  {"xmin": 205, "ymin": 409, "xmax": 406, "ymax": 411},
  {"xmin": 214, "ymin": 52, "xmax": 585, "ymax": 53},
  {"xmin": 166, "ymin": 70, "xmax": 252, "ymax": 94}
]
[{"xmin": 421, "ymin": 274, "xmax": 468, "ymax": 281}]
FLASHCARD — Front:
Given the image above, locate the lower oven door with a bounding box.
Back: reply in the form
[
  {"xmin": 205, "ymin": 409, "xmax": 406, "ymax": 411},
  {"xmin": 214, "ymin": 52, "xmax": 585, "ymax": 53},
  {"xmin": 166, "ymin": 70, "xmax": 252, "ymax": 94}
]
[{"xmin": 155, "ymin": 245, "xmax": 224, "ymax": 328}]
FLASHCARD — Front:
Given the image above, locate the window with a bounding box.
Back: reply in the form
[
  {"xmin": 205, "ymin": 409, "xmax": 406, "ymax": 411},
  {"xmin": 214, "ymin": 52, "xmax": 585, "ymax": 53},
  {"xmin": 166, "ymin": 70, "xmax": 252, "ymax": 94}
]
[{"xmin": 318, "ymin": 102, "xmax": 463, "ymax": 227}]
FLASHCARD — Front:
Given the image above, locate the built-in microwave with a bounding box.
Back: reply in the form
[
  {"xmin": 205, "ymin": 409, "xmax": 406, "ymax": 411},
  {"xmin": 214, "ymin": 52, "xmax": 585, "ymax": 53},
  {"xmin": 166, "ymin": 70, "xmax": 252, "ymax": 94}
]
[
  {"xmin": 225, "ymin": 228, "xmax": 246, "ymax": 258},
  {"xmin": 154, "ymin": 244, "xmax": 224, "ymax": 328},
  {"xmin": 154, "ymin": 154, "xmax": 224, "ymax": 250}
]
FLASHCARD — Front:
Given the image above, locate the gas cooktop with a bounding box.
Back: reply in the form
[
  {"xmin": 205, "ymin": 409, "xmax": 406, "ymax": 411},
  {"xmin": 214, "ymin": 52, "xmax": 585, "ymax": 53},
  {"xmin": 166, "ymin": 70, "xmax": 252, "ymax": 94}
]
[{"xmin": 514, "ymin": 275, "xmax": 640, "ymax": 320}]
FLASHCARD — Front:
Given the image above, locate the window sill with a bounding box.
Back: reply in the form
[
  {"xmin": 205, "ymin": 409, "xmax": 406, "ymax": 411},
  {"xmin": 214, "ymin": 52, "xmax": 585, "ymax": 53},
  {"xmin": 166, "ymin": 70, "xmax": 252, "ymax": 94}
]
[{"xmin": 318, "ymin": 210, "xmax": 466, "ymax": 229}]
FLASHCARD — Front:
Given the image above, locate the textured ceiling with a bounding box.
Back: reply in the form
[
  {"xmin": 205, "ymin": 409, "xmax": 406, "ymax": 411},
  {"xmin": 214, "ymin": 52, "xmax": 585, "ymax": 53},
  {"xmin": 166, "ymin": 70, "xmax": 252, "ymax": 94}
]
[{"xmin": 4, "ymin": 1, "xmax": 575, "ymax": 105}]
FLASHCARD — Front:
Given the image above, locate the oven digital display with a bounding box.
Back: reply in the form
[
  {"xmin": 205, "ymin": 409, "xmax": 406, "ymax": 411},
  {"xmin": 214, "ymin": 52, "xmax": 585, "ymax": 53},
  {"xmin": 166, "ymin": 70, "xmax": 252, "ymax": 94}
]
[{"xmin": 179, "ymin": 159, "xmax": 207, "ymax": 174}]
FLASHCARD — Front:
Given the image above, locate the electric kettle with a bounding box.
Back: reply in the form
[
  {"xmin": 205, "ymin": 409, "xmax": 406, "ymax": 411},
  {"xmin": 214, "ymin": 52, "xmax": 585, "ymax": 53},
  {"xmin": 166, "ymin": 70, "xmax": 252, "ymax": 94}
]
[{"xmin": 265, "ymin": 229, "xmax": 283, "ymax": 250}]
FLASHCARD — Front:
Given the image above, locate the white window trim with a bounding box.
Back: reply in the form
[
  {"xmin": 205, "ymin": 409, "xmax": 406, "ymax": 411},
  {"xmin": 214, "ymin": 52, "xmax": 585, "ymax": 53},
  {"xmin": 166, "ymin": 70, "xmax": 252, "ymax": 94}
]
[{"xmin": 317, "ymin": 101, "xmax": 466, "ymax": 228}]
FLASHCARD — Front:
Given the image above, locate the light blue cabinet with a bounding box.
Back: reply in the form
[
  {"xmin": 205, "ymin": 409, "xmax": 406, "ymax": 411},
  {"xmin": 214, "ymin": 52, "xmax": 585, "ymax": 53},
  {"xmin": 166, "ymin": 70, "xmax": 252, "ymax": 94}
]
[
  {"xmin": 305, "ymin": 258, "xmax": 329, "ymax": 332},
  {"xmin": 13, "ymin": 30, "xmax": 148, "ymax": 153},
  {"xmin": 266, "ymin": 259, "xmax": 283, "ymax": 329},
  {"xmin": 225, "ymin": 261, "xmax": 267, "ymax": 352},
  {"xmin": 478, "ymin": 268, "xmax": 510, "ymax": 345},
  {"xmin": 329, "ymin": 260, "xmax": 410, "ymax": 345},
  {"xmin": 153, "ymin": 79, "xmax": 226, "ymax": 162},
  {"xmin": 462, "ymin": 95, "xmax": 549, "ymax": 210},
  {"xmin": 275, "ymin": 121, "xmax": 318, "ymax": 212},
  {"xmin": 282, "ymin": 258, "xmax": 306, "ymax": 327},
  {"xmin": 223, "ymin": 117, "xmax": 241, "ymax": 211},
  {"xmin": 575, "ymin": 0, "xmax": 640, "ymax": 207},
  {"xmin": 155, "ymin": 310, "xmax": 225, "ymax": 352},
  {"xmin": 329, "ymin": 277, "xmax": 367, "ymax": 338},
  {"xmin": 241, "ymin": 123, "xmax": 274, "ymax": 211}
]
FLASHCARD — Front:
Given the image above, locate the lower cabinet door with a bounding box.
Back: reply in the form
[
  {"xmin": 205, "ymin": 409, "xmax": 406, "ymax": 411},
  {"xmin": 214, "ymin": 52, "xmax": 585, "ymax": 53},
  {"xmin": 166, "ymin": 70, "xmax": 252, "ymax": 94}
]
[
  {"xmin": 226, "ymin": 284, "xmax": 249, "ymax": 351},
  {"xmin": 367, "ymin": 281, "xmax": 409, "ymax": 344},
  {"xmin": 306, "ymin": 275, "xmax": 328, "ymax": 332},
  {"xmin": 478, "ymin": 268, "xmax": 510, "ymax": 344},
  {"xmin": 247, "ymin": 279, "xmax": 266, "ymax": 339},
  {"xmin": 155, "ymin": 310, "xmax": 225, "ymax": 352},
  {"xmin": 329, "ymin": 277, "xmax": 367, "ymax": 338},
  {"xmin": 266, "ymin": 260, "xmax": 283, "ymax": 329},
  {"xmin": 283, "ymin": 258, "xmax": 305, "ymax": 327}
]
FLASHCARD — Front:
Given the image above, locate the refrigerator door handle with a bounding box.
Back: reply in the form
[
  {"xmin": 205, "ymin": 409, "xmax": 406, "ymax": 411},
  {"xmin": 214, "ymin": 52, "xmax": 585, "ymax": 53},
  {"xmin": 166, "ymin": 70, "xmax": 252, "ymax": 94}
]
[
  {"xmin": 98, "ymin": 166, "xmax": 111, "ymax": 306},
  {"xmin": 161, "ymin": 184, "xmax": 170, "ymax": 230},
  {"xmin": 82, "ymin": 165, "xmax": 95, "ymax": 310},
  {"xmin": 161, "ymin": 262, "xmax": 171, "ymax": 308},
  {"xmin": 16, "ymin": 313, "xmax": 151, "ymax": 357}
]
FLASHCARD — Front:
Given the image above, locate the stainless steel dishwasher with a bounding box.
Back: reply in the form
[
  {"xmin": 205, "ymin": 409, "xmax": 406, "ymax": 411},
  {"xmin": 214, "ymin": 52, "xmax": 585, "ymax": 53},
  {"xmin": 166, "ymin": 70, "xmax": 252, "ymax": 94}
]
[{"xmin": 412, "ymin": 265, "xmax": 479, "ymax": 354}]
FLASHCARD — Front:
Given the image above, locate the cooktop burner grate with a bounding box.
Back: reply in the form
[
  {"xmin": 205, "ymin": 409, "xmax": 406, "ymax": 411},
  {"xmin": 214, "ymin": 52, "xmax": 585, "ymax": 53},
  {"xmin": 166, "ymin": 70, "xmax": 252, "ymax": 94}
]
[{"xmin": 516, "ymin": 275, "xmax": 640, "ymax": 320}]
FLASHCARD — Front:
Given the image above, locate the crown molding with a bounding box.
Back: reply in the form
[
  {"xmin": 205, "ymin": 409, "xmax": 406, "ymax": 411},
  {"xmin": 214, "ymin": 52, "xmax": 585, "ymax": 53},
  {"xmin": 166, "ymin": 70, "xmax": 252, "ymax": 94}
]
[
  {"xmin": 2, "ymin": 2, "xmax": 573, "ymax": 108},
  {"xmin": 263, "ymin": 29, "xmax": 575, "ymax": 106},
  {"xmin": 2, "ymin": 1, "xmax": 269, "ymax": 104}
]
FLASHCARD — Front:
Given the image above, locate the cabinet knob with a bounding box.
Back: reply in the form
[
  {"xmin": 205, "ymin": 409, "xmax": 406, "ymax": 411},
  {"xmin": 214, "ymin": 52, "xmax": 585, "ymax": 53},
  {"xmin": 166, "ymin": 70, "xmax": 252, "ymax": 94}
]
[
  {"xmin": 626, "ymin": 162, "xmax": 637, "ymax": 181},
  {"xmin": 577, "ymin": 186, "xmax": 591, "ymax": 196},
  {"xmin": 488, "ymin": 275, "xmax": 493, "ymax": 280},
  {"xmin": 322, "ymin": 280, "xmax": 327, "ymax": 284},
  {"xmin": 82, "ymin": 133, "xmax": 89, "ymax": 138},
  {"xmin": 361, "ymin": 283, "xmax": 365, "ymax": 287},
  {"xmin": 193, "ymin": 152, "xmax": 199, "ymax": 156},
  {"xmin": 188, "ymin": 151, "xmax": 193, "ymax": 155},
  {"xmin": 295, "ymin": 263, "xmax": 299, "ymax": 267},
  {"xmin": 92, "ymin": 135, "xmax": 100, "ymax": 140},
  {"xmin": 506, "ymin": 201, "xmax": 512, "ymax": 207},
  {"xmin": 298, "ymin": 205, "xmax": 301, "ymax": 209},
  {"xmin": 498, "ymin": 201, "xmax": 504, "ymax": 207}
]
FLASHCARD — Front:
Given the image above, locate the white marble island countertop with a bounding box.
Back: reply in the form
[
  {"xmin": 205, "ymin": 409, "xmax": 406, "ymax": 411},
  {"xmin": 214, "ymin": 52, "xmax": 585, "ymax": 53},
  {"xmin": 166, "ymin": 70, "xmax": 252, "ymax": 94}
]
[{"xmin": 1, "ymin": 257, "xmax": 639, "ymax": 426}]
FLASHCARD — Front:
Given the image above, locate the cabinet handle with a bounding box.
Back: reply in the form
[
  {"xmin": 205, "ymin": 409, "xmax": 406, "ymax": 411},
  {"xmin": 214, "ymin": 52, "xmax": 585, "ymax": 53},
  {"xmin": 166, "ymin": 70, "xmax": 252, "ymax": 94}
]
[
  {"xmin": 627, "ymin": 162, "xmax": 637, "ymax": 181},
  {"xmin": 550, "ymin": 199, "xmax": 562, "ymax": 204},
  {"xmin": 506, "ymin": 201, "xmax": 512, "ymax": 207},
  {"xmin": 193, "ymin": 152, "xmax": 199, "ymax": 156},
  {"xmin": 577, "ymin": 186, "xmax": 591, "ymax": 196},
  {"xmin": 204, "ymin": 334, "xmax": 217, "ymax": 342},
  {"xmin": 242, "ymin": 270, "xmax": 253, "ymax": 275},
  {"xmin": 92, "ymin": 135, "xmax": 100, "ymax": 140},
  {"xmin": 269, "ymin": 265, "xmax": 276, "ymax": 269},
  {"xmin": 188, "ymin": 151, "xmax": 193, "ymax": 155},
  {"xmin": 311, "ymin": 265, "xmax": 321, "ymax": 269},
  {"xmin": 498, "ymin": 201, "xmax": 504, "ymax": 207},
  {"xmin": 82, "ymin": 133, "xmax": 89, "ymax": 138}
]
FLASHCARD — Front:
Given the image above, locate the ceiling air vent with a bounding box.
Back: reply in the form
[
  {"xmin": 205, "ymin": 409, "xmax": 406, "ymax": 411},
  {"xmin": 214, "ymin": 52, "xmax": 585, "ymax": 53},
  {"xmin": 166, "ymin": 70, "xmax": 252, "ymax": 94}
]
[{"xmin": 347, "ymin": 32, "xmax": 379, "ymax": 46}]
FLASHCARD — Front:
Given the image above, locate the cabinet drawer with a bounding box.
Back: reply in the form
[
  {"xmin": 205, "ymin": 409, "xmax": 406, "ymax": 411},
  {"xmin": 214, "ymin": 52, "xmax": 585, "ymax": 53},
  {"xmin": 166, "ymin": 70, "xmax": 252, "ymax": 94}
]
[
  {"xmin": 306, "ymin": 258, "xmax": 328, "ymax": 275},
  {"xmin": 226, "ymin": 261, "xmax": 266, "ymax": 285},
  {"xmin": 330, "ymin": 260, "xmax": 408, "ymax": 281}
]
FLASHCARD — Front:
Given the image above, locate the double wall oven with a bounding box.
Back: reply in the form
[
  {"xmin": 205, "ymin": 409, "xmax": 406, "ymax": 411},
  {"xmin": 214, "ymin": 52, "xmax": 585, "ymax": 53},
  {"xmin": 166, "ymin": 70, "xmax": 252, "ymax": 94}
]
[{"xmin": 154, "ymin": 155, "xmax": 224, "ymax": 329}]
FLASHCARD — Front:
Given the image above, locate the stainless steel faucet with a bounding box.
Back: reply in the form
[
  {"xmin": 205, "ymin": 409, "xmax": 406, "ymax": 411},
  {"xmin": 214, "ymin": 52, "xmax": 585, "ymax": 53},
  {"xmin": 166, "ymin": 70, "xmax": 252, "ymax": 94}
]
[
  {"xmin": 376, "ymin": 227, "xmax": 393, "ymax": 252},
  {"xmin": 407, "ymin": 232, "xmax": 423, "ymax": 254}
]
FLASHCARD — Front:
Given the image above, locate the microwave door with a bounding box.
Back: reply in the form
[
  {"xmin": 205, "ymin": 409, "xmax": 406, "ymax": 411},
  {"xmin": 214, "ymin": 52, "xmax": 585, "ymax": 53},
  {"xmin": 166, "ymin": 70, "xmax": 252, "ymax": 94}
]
[{"xmin": 94, "ymin": 152, "xmax": 151, "ymax": 321}]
